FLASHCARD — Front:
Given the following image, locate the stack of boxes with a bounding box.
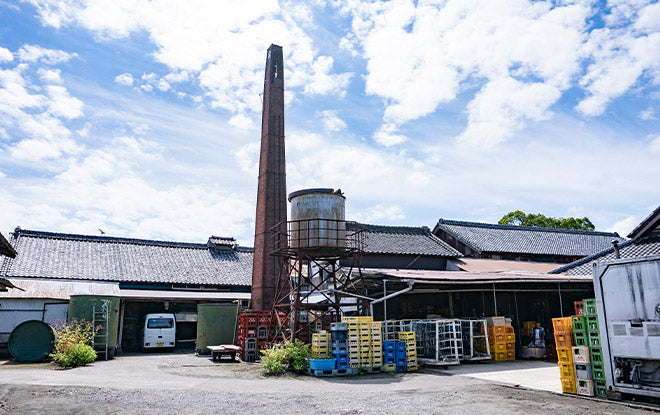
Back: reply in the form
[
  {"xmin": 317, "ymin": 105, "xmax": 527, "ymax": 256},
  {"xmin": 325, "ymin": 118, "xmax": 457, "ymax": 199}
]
[
  {"xmin": 237, "ymin": 310, "xmax": 287, "ymax": 362},
  {"xmin": 552, "ymin": 316, "xmax": 575, "ymax": 394},
  {"xmin": 311, "ymin": 332, "xmax": 331, "ymax": 357},
  {"xmin": 330, "ymin": 322, "xmax": 348, "ymax": 370},
  {"xmin": 571, "ymin": 299, "xmax": 606, "ymax": 398},
  {"xmin": 488, "ymin": 325, "xmax": 515, "ymax": 361},
  {"xmin": 343, "ymin": 316, "xmax": 377, "ymax": 368},
  {"xmin": 398, "ymin": 331, "xmax": 418, "ymax": 371}
]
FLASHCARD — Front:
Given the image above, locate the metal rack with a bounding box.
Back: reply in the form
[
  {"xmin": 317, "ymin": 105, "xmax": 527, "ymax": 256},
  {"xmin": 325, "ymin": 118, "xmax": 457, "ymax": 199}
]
[
  {"xmin": 413, "ymin": 319, "xmax": 462, "ymax": 365},
  {"xmin": 92, "ymin": 301, "xmax": 109, "ymax": 360},
  {"xmin": 459, "ymin": 319, "xmax": 490, "ymax": 361}
]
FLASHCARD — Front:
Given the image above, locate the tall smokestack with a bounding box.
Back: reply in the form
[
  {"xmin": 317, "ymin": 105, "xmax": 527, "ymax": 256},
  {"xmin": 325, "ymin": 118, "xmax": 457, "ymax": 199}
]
[{"xmin": 251, "ymin": 44, "xmax": 287, "ymax": 311}]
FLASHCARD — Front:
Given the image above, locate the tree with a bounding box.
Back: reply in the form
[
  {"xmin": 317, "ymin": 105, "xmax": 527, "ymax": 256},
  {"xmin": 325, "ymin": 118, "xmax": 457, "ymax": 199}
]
[{"xmin": 499, "ymin": 210, "xmax": 595, "ymax": 231}]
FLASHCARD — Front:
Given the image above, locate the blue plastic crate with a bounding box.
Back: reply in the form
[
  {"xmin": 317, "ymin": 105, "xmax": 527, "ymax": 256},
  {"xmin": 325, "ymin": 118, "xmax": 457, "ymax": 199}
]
[
  {"xmin": 309, "ymin": 358, "xmax": 336, "ymax": 371},
  {"xmin": 395, "ymin": 341, "xmax": 406, "ymax": 353},
  {"xmin": 331, "ymin": 339, "xmax": 347, "ymax": 346},
  {"xmin": 384, "ymin": 356, "xmax": 395, "ymax": 364},
  {"xmin": 385, "ymin": 350, "xmax": 395, "ymax": 359},
  {"xmin": 396, "ymin": 364, "xmax": 406, "ymax": 372},
  {"xmin": 332, "ymin": 351, "xmax": 348, "ymax": 359},
  {"xmin": 332, "ymin": 345, "xmax": 348, "ymax": 355},
  {"xmin": 336, "ymin": 361, "xmax": 349, "ymax": 369},
  {"xmin": 331, "ymin": 331, "xmax": 347, "ymax": 340},
  {"xmin": 383, "ymin": 341, "xmax": 396, "ymax": 352}
]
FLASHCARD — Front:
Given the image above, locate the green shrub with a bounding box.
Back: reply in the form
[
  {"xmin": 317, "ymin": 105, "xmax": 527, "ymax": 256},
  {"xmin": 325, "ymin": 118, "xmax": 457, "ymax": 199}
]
[
  {"xmin": 260, "ymin": 340, "xmax": 310, "ymax": 375},
  {"xmin": 53, "ymin": 343, "xmax": 97, "ymax": 368},
  {"xmin": 50, "ymin": 319, "xmax": 98, "ymax": 368}
]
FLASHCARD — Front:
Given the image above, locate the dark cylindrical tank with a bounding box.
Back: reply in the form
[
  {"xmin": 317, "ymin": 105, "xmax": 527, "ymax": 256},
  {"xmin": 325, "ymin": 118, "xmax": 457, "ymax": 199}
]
[
  {"xmin": 9, "ymin": 320, "xmax": 55, "ymax": 362},
  {"xmin": 68, "ymin": 295, "xmax": 120, "ymax": 355},
  {"xmin": 196, "ymin": 304, "xmax": 239, "ymax": 353}
]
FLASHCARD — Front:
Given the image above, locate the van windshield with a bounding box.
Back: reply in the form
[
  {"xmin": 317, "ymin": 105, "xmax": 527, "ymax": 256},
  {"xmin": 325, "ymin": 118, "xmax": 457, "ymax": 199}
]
[{"xmin": 147, "ymin": 318, "xmax": 174, "ymax": 329}]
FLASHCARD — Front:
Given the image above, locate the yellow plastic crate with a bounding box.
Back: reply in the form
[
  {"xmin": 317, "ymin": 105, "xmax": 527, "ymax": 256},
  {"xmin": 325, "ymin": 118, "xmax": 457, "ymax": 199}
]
[
  {"xmin": 561, "ymin": 377, "xmax": 576, "ymax": 394},
  {"xmin": 398, "ymin": 331, "xmax": 415, "ymax": 340},
  {"xmin": 371, "ymin": 322, "xmax": 382, "ymax": 330},
  {"xmin": 493, "ymin": 343, "xmax": 507, "ymax": 353},
  {"xmin": 492, "ymin": 351, "xmax": 508, "ymax": 361},
  {"xmin": 342, "ymin": 316, "xmax": 359, "ymax": 323},
  {"xmin": 384, "ymin": 364, "xmax": 396, "ymax": 372},
  {"xmin": 357, "ymin": 316, "xmax": 373, "ymax": 322},
  {"xmin": 558, "ymin": 362, "xmax": 575, "ymax": 378},
  {"xmin": 557, "ymin": 347, "xmax": 573, "ymax": 364},
  {"xmin": 505, "ymin": 333, "xmax": 515, "ymax": 342}
]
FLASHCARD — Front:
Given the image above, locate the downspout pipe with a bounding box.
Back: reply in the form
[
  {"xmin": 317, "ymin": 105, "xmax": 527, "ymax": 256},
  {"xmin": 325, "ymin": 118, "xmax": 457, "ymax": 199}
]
[{"xmin": 369, "ymin": 279, "xmax": 415, "ymax": 317}]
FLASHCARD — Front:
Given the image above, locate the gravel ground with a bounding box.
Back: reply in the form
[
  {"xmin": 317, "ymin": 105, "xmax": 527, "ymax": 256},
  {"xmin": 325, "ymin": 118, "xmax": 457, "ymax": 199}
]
[{"xmin": 0, "ymin": 354, "xmax": 654, "ymax": 415}]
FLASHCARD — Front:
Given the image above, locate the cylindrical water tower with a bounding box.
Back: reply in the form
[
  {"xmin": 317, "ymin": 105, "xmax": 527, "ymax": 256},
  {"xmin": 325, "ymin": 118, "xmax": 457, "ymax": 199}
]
[
  {"xmin": 288, "ymin": 188, "xmax": 346, "ymax": 249},
  {"xmin": 271, "ymin": 188, "xmax": 368, "ymax": 342}
]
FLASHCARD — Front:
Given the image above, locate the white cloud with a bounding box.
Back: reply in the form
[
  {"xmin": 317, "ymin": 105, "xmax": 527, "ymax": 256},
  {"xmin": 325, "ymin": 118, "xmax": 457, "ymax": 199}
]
[
  {"xmin": 16, "ymin": 44, "xmax": 77, "ymax": 64},
  {"xmin": 606, "ymin": 215, "xmax": 639, "ymax": 237},
  {"xmin": 318, "ymin": 110, "xmax": 346, "ymax": 132},
  {"xmin": 639, "ymin": 107, "xmax": 655, "ymax": 120},
  {"xmin": 0, "ymin": 46, "xmax": 13, "ymax": 62},
  {"xmin": 350, "ymin": 204, "xmax": 406, "ymax": 223},
  {"xmin": 114, "ymin": 72, "xmax": 134, "ymax": 86},
  {"xmin": 37, "ymin": 68, "xmax": 62, "ymax": 84},
  {"xmin": 0, "ymin": 49, "xmax": 84, "ymax": 161},
  {"xmin": 337, "ymin": 0, "xmax": 660, "ymax": 147},
  {"xmin": 373, "ymin": 123, "xmax": 407, "ymax": 146},
  {"xmin": 650, "ymin": 134, "xmax": 660, "ymax": 153},
  {"xmin": 28, "ymin": 0, "xmax": 350, "ymax": 119}
]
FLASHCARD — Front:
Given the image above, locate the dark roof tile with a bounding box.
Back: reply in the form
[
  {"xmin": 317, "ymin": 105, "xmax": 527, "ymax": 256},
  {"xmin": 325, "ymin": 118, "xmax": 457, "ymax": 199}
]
[
  {"xmin": 348, "ymin": 223, "xmax": 461, "ymax": 257},
  {"xmin": 0, "ymin": 229, "xmax": 252, "ymax": 286},
  {"xmin": 434, "ymin": 219, "xmax": 623, "ymax": 257}
]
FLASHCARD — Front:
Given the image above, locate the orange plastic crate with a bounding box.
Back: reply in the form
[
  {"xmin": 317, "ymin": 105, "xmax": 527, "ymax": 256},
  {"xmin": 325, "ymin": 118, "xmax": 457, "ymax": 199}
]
[
  {"xmin": 506, "ymin": 342, "xmax": 515, "ymax": 351},
  {"xmin": 552, "ymin": 317, "xmax": 573, "ymax": 335},
  {"xmin": 554, "ymin": 333, "xmax": 573, "ymax": 348},
  {"xmin": 506, "ymin": 350, "xmax": 515, "ymax": 360},
  {"xmin": 488, "ymin": 326, "xmax": 507, "ymax": 335},
  {"xmin": 489, "ymin": 334, "xmax": 506, "ymax": 344},
  {"xmin": 504, "ymin": 326, "xmax": 514, "ymax": 334}
]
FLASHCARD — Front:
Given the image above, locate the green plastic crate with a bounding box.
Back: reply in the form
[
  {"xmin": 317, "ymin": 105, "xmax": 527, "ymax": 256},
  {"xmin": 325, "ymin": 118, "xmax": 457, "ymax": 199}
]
[
  {"xmin": 586, "ymin": 315, "xmax": 600, "ymax": 332},
  {"xmin": 588, "ymin": 332, "xmax": 601, "ymax": 348},
  {"xmin": 573, "ymin": 332, "xmax": 588, "ymax": 347},
  {"xmin": 583, "ymin": 299, "xmax": 597, "ymax": 316},
  {"xmin": 594, "ymin": 380, "xmax": 607, "ymax": 398},
  {"xmin": 590, "ymin": 347, "xmax": 603, "ymax": 364},
  {"xmin": 572, "ymin": 315, "xmax": 587, "ymax": 333},
  {"xmin": 591, "ymin": 362, "xmax": 606, "ymax": 381}
]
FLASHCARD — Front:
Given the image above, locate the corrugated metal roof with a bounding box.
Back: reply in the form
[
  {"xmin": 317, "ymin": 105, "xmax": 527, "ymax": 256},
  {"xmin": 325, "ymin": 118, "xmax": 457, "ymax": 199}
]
[
  {"xmin": 434, "ymin": 219, "xmax": 623, "ymax": 257},
  {"xmin": 1, "ymin": 229, "xmax": 253, "ymax": 287},
  {"xmin": 449, "ymin": 258, "xmax": 560, "ymax": 273},
  {"xmin": 362, "ymin": 268, "xmax": 592, "ymax": 282},
  {"xmin": 348, "ymin": 223, "xmax": 461, "ymax": 257},
  {"xmin": 550, "ymin": 235, "xmax": 660, "ymax": 276}
]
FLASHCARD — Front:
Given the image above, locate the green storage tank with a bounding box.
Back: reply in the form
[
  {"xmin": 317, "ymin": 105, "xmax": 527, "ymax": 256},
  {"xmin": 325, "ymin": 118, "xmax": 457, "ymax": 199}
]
[
  {"xmin": 68, "ymin": 295, "xmax": 120, "ymax": 358},
  {"xmin": 196, "ymin": 304, "xmax": 238, "ymax": 353},
  {"xmin": 9, "ymin": 320, "xmax": 55, "ymax": 362}
]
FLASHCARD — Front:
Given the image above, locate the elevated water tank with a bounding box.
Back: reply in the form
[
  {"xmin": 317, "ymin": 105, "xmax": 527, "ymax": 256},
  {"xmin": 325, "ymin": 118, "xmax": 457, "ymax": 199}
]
[
  {"xmin": 288, "ymin": 188, "xmax": 346, "ymax": 249},
  {"xmin": 9, "ymin": 320, "xmax": 55, "ymax": 362}
]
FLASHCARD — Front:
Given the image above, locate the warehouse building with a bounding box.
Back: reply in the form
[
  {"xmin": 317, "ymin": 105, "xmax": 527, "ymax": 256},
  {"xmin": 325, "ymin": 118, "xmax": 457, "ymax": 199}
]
[{"xmin": 0, "ymin": 228, "xmax": 252, "ymax": 355}]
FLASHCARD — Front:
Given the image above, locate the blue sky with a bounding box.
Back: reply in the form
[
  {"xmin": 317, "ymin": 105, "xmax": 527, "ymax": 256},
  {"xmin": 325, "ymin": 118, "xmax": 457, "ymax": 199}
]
[{"xmin": 0, "ymin": 0, "xmax": 658, "ymax": 245}]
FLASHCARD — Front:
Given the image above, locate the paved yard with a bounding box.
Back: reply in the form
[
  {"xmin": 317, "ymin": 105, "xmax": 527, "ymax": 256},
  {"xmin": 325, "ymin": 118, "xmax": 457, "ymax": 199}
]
[{"xmin": 0, "ymin": 354, "xmax": 653, "ymax": 414}]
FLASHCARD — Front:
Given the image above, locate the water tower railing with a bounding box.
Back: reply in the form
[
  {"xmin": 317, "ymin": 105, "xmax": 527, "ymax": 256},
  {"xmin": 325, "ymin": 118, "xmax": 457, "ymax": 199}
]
[{"xmin": 270, "ymin": 219, "xmax": 364, "ymax": 256}]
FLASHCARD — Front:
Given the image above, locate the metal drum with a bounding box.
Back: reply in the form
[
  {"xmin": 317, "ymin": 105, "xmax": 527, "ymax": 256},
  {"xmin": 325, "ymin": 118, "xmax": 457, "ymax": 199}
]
[{"xmin": 288, "ymin": 188, "xmax": 346, "ymax": 249}]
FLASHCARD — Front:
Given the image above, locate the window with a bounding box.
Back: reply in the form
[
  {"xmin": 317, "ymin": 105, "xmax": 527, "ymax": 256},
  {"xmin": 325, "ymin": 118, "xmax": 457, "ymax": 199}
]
[{"xmin": 147, "ymin": 318, "xmax": 173, "ymax": 329}]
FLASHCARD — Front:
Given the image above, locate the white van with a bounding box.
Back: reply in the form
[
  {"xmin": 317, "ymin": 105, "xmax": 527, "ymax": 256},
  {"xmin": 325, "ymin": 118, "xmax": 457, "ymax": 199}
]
[{"xmin": 142, "ymin": 313, "xmax": 176, "ymax": 351}]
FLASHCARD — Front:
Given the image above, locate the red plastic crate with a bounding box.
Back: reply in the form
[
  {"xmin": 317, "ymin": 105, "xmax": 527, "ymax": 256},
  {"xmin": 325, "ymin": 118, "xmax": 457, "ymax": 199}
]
[{"xmin": 574, "ymin": 301, "xmax": 584, "ymax": 316}]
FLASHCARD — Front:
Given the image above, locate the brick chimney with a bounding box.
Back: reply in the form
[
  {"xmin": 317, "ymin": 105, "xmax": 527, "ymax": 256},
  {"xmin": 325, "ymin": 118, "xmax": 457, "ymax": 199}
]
[{"xmin": 251, "ymin": 44, "xmax": 287, "ymax": 311}]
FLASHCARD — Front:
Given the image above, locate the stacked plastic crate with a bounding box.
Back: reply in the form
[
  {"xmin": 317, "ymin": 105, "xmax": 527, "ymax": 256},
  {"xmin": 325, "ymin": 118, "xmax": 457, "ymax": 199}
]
[
  {"xmin": 344, "ymin": 316, "xmax": 360, "ymax": 368},
  {"xmin": 358, "ymin": 317, "xmax": 373, "ymax": 367},
  {"xmin": 488, "ymin": 325, "xmax": 515, "ymax": 361},
  {"xmin": 572, "ymin": 299, "xmax": 606, "ymax": 398},
  {"xmin": 330, "ymin": 322, "xmax": 348, "ymax": 369},
  {"xmin": 552, "ymin": 316, "xmax": 576, "ymax": 394},
  {"xmin": 398, "ymin": 331, "xmax": 418, "ymax": 371},
  {"xmin": 383, "ymin": 340, "xmax": 396, "ymax": 371},
  {"xmin": 312, "ymin": 332, "xmax": 331, "ymax": 356},
  {"xmin": 370, "ymin": 321, "xmax": 383, "ymax": 367}
]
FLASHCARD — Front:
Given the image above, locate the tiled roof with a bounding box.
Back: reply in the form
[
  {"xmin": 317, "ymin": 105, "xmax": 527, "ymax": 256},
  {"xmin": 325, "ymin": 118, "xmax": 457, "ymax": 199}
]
[
  {"xmin": 347, "ymin": 223, "xmax": 461, "ymax": 257},
  {"xmin": 434, "ymin": 219, "xmax": 623, "ymax": 257},
  {"xmin": 550, "ymin": 234, "xmax": 660, "ymax": 276},
  {"xmin": 628, "ymin": 205, "xmax": 660, "ymax": 239},
  {"xmin": 0, "ymin": 229, "xmax": 253, "ymax": 286}
]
